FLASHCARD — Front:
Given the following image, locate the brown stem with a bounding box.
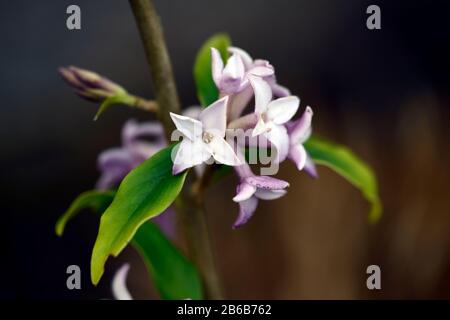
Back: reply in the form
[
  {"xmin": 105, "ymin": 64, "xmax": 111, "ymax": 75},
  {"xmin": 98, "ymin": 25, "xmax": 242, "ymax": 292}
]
[
  {"xmin": 130, "ymin": 95, "xmax": 159, "ymax": 113},
  {"xmin": 129, "ymin": 0, "xmax": 223, "ymax": 299}
]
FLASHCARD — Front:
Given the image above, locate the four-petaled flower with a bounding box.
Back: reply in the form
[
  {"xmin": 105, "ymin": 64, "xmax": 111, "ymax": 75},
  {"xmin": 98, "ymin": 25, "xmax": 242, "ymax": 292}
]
[
  {"xmin": 228, "ymin": 46, "xmax": 290, "ymax": 97},
  {"xmin": 232, "ymin": 161, "xmax": 289, "ymax": 228},
  {"xmin": 170, "ymin": 96, "xmax": 241, "ymax": 175},
  {"xmin": 211, "ymin": 47, "xmax": 274, "ymax": 95},
  {"xmin": 249, "ymin": 75, "xmax": 299, "ymax": 162}
]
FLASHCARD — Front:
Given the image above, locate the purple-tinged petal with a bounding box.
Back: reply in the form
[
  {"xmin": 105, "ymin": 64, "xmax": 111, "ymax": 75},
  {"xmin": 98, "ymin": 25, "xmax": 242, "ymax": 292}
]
[
  {"xmin": 182, "ymin": 106, "xmax": 202, "ymax": 119},
  {"xmin": 304, "ymin": 155, "xmax": 318, "ymax": 179},
  {"xmin": 228, "ymin": 47, "xmax": 253, "ymax": 69},
  {"xmin": 252, "ymin": 117, "xmax": 268, "ymax": 137},
  {"xmin": 172, "ymin": 138, "xmax": 210, "ymax": 175},
  {"xmin": 245, "ymin": 175, "xmax": 290, "ymax": 190},
  {"xmin": 233, "ymin": 182, "xmax": 257, "ymax": 202},
  {"xmin": 288, "ymin": 143, "xmax": 307, "ymax": 171},
  {"xmin": 207, "ymin": 136, "xmax": 241, "ymax": 166},
  {"xmin": 264, "ymin": 124, "xmax": 290, "ymax": 162},
  {"xmin": 270, "ymin": 82, "xmax": 291, "ymax": 97},
  {"xmin": 122, "ymin": 120, "xmax": 164, "ymax": 146},
  {"xmin": 289, "ymin": 106, "xmax": 313, "ymax": 144},
  {"xmin": 222, "ymin": 53, "xmax": 245, "ymax": 81},
  {"xmin": 248, "ymin": 75, "xmax": 272, "ymax": 114},
  {"xmin": 228, "ymin": 85, "xmax": 254, "ymax": 120},
  {"xmin": 97, "ymin": 148, "xmax": 135, "ymax": 172},
  {"xmin": 127, "ymin": 141, "xmax": 161, "ymax": 163},
  {"xmin": 233, "ymin": 196, "xmax": 258, "ymax": 229},
  {"xmin": 211, "ymin": 47, "xmax": 224, "ymax": 88},
  {"xmin": 169, "ymin": 112, "xmax": 203, "ymax": 141},
  {"xmin": 96, "ymin": 170, "xmax": 127, "ymax": 191},
  {"xmin": 249, "ymin": 66, "xmax": 274, "ymax": 77},
  {"xmin": 199, "ymin": 96, "xmax": 228, "ymax": 137},
  {"xmin": 266, "ymin": 96, "xmax": 300, "ymax": 125},
  {"xmin": 220, "ymin": 54, "xmax": 245, "ymax": 93},
  {"xmin": 254, "ymin": 188, "xmax": 287, "ymax": 200},
  {"xmin": 112, "ymin": 264, "xmax": 133, "ymax": 300}
]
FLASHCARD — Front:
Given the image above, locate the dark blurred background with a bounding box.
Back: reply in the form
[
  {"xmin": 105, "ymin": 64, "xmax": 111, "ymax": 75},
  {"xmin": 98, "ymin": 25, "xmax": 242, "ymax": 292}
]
[{"xmin": 1, "ymin": 0, "xmax": 449, "ymax": 299}]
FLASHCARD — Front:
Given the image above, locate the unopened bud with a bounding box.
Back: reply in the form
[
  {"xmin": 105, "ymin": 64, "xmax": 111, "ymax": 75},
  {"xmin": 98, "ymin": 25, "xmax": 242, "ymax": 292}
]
[{"xmin": 59, "ymin": 66, "xmax": 126, "ymax": 102}]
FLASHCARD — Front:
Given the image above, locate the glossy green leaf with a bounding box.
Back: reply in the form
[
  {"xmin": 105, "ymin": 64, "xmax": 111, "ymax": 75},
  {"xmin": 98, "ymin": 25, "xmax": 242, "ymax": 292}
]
[
  {"xmin": 55, "ymin": 190, "xmax": 116, "ymax": 236},
  {"xmin": 56, "ymin": 188, "xmax": 203, "ymax": 299},
  {"xmin": 91, "ymin": 145, "xmax": 187, "ymax": 285},
  {"xmin": 132, "ymin": 222, "xmax": 203, "ymax": 299},
  {"xmin": 193, "ymin": 33, "xmax": 231, "ymax": 106},
  {"xmin": 304, "ymin": 136, "xmax": 382, "ymax": 223}
]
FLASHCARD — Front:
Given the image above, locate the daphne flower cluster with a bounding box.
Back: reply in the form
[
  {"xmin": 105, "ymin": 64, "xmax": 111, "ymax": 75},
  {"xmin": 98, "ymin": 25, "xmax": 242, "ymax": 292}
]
[{"xmin": 169, "ymin": 47, "xmax": 316, "ymax": 227}]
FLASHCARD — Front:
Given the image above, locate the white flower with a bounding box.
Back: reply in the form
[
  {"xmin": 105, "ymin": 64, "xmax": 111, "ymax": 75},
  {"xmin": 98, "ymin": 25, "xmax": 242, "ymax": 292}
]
[
  {"xmin": 248, "ymin": 75, "xmax": 299, "ymax": 162},
  {"xmin": 170, "ymin": 96, "xmax": 241, "ymax": 175}
]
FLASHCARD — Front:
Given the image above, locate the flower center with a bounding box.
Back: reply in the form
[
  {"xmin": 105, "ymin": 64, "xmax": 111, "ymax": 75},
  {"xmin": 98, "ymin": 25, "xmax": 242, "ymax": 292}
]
[{"xmin": 202, "ymin": 131, "xmax": 214, "ymax": 144}]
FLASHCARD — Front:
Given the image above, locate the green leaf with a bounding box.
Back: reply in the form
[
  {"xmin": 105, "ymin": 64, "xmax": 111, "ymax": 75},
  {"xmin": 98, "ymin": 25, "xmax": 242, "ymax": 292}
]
[
  {"xmin": 132, "ymin": 222, "xmax": 203, "ymax": 299},
  {"xmin": 55, "ymin": 190, "xmax": 116, "ymax": 237},
  {"xmin": 56, "ymin": 190, "xmax": 203, "ymax": 299},
  {"xmin": 304, "ymin": 136, "xmax": 382, "ymax": 223},
  {"xmin": 193, "ymin": 33, "xmax": 231, "ymax": 107},
  {"xmin": 91, "ymin": 145, "xmax": 187, "ymax": 285}
]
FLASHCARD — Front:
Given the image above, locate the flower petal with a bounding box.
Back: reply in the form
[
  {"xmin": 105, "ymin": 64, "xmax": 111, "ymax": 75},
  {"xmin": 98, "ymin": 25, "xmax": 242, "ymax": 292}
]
[
  {"xmin": 270, "ymin": 82, "xmax": 291, "ymax": 97},
  {"xmin": 96, "ymin": 170, "xmax": 127, "ymax": 191},
  {"xmin": 249, "ymin": 75, "xmax": 272, "ymax": 114},
  {"xmin": 246, "ymin": 175, "xmax": 290, "ymax": 190},
  {"xmin": 304, "ymin": 154, "xmax": 318, "ymax": 179},
  {"xmin": 233, "ymin": 181, "xmax": 257, "ymax": 202},
  {"xmin": 97, "ymin": 148, "xmax": 134, "ymax": 172},
  {"xmin": 233, "ymin": 196, "xmax": 258, "ymax": 229},
  {"xmin": 289, "ymin": 106, "xmax": 313, "ymax": 144},
  {"xmin": 288, "ymin": 143, "xmax": 307, "ymax": 171},
  {"xmin": 228, "ymin": 85, "xmax": 254, "ymax": 120},
  {"xmin": 252, "ymin": 117, "xmax": 268, "ymax": 137},
  {"xmin": 222, "ymin": 53, "xmax": 245, "ymax": 80},
  {"xmin": 211, "ymin": 47, "xmax": 224, "ymax": 88},
  {"xmin": 249, "ymin": 66, "xmax": 274, "ymax": 77},
  {"xmin": 264, "ymin": 124, "xmax": 290, "ymax": 162},
  {"xmin": 254, "ymin": 188, "xmax": 287, "ymax": 200},
  {"xmin": 266, "ymin": 96, "xmax": 300, "ymax": 125},
  {"xmin": 207, "ymin": 136, "xmax": 241, "ymax": 166},
  {"xmin": 182, "ymin": 106, "xmax": 202, "ymax": 119},
  {"xmin": 127, "ymin": 141, "xmax": 160, "ymax": 163},
  {"xmin": 199, "ymin": 96, "xmax": 228, "ymax": 137},
  {"xmin": 228, "ymin": 46, "xmax": 253, "ymax": 69},
  {"xmin": 170, "ymin": 112, "xmax": 203, "ymax": 141},
  {"xmin": 122, "ymin": 120, "xmax": 164, "ymax": 146},
  {"xmin": 112, "ymin": 264, "xmax": 133, "ymax": 300},
  {"xmin": 172, "ymin": 138, "xmax": 210, "ymax": 175}
]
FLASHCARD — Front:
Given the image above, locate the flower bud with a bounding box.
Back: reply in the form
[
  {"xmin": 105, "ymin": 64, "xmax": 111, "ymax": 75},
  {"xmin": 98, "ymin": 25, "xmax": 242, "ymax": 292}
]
[{"xmin": 59, "ymin": 66, "xmax": 126, "ymax": 102}]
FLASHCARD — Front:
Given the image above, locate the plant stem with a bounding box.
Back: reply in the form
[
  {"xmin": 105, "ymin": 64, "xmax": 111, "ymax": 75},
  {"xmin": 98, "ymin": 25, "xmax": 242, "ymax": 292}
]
[
  {"xmin": 129, "ymin": 95, "xmax": 159, "ymax": 113},
  {"xmin": 128, "ymin": 0, "xmax": 223, "ymax": 299}
]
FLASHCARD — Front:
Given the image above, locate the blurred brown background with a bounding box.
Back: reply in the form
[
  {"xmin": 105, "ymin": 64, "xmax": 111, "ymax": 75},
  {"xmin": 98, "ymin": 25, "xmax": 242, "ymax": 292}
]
[{"xmin": 1, "ymin": 0, "xmax": 449, "ymax": 298}]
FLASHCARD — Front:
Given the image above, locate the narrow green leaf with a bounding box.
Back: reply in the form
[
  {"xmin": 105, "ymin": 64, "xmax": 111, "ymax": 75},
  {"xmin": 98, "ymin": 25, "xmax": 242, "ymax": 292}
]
[
  {"xmin": 55, "ymin": 190, "xmax": 116, "ymax": 237},
  {"xmin": 132, "ymin": 222, "xmax": 203, "ymax": 299},
  {"xmin": 304, "ymin": 136, "xmax": 382, "ymax": 223},
  {"xmin": 193, "ymin": 33, "xmax": 231, "ymax": 106},
  {"xmin": 56, "ymin": 190, "xmax": 203, "ymax": 299},
  {"xmin": 91, "ymin": 145, "xmax": 187, "ymax": 285}
]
